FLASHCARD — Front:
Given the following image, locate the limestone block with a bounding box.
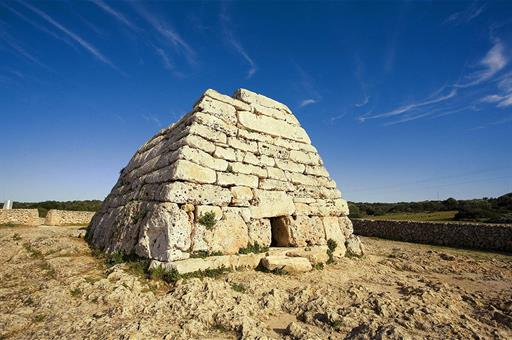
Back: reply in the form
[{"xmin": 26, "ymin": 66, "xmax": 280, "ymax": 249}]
[
  {"xmin": 305, "ymin": 165, "xmax": 329, "ymax": 177},
  {"xmin": 231, "ymin": 186, "xmax": 253, "ymax": 206},
  {"xmin": 194, "ymin": 95, "xmax": 237, "ymax": 125},
  {"xmin": 275, "ymin": 159, "xmax": 305, "ymax": 173},
  {"xmin": 187, "ymin": 123, "xmax": 227, "ymax": 144},
  {"xmin": 247, "ymin": 219, "xmax": 272, "ymax": 247},
  {"xmin": 195, "ymin": 205, "xmax": 223, "ymax": 221},
  {"xmin": 258, "ymin": 142, "xmax": 290, "ymax": 159},
  {"xmin": 267, "ymin": 167, "xmax": 287, "ymax": 181},
  {"xmin": 217, "ymin": 172, "xmax": 258, "ymax": 188},
  {"xmin": 222, "ymin": 207, "xmax": 251, "ymax": 223},
  {"xmin": 235, "ymin": 253, "xmax": 267, "ymax": 269},
  {"xmin": 237, "ymin": 111, "xmax": 311, "ymax": 144},
  {"xmin": 323, "ymin": 216, "xmax": 346, "ymax": 258},
  {"xmin": 159, "ymin": 182, "xmax": 232, "ymax": 206},
  {"xmin": 234, "ymin": 88, "xmax": 292, "ymax": 115},
  {"xmin": 191, "ymin": 222, "xmax": 208, "ymax": 252},
  {"xmin": 205, "ymin": 213, "xmax": 249, "ymax": 254},
  {"xmin": 346, "ymin": 235, "xmax": 364, "ymax": 257},
  {"xmin": 183, "ymin": 134, "xmax": 216, "ymax": 154},
  {"xmin": 227, "ymin": 137, "xmax": 258, "ymax": 153},
  {"xmin": 285, "ymin": 172, "xmax": 318, "ymax": 186},
  {"xmin": 202, "ymin": 88, "xmax": 252, "ymax": 111},
  {"xmin": 191, "ymin": 112, "xmax": 237, "ymax": 136},
  {"xmin": 274, "ymin": 138, "xmax": 317, "ymax": 153},
  {"xmin": 178, "ymin": 145, "xmax": 228, "ymax": 172},
  {"xmin": 214, "ymin": 146, "xmax": 236, "ymax": 161},
  {"xmin": 235, "ymin": 149, "xmax": 246, "ymax": 162},
  {"xmin": 289, "ymin": 185, "xmax": 322, "ymax": 201},
  {"xmin": 294, "ymin": 202, "xmax": 320, "ymax": 216},
  {"xmin": 260, "ymin": 155, "xmax": 275, "ymax": 167},
  {"xmin": 259, "ymin": 178, "xmax": 295, "ymax": 191},
  {"xmin": 243, "ymin": 152, "xmax": 259, "ymax": 166},
  {"xmin": 250, "ymin": 190, "xmax": 295, "ymax": 219},
  {"xmin": 288, "ymin": 215, "xmax": 326, "ymax": 247},
  {"xmin": 285, "ymin": 246, "xmax": 329, "ymax": 265},
  {"xmin": 320, "ymin": 187, "xmax": 342, "ymax": 199},
  {"xmin": 238, "ymin": 128, "xmax": 274, "ymax": 143},
  {"xmin": 312, "ymin": 199, "xmax": 349, "ymax": 216},
  {"xmin": 289, "ymin": 150, "xmax": 320, "ymax": 165},
  {"xmin": 252, "ymin": 103, "xmax": 295, "ymax": 125},
  {"xmin": 170, "ymin": 160, "xmax": 217, "ymax": 184},
  {"xmin": 231, "ymin": 162, "xmax": 266, "ymax": 178},
  {"xmin": 260, "ymin": 256, "xmax": 312, "ymax": 273},
  {"xmin": 338, "ymin": 216, "xmax": 354, "ymax": 239},
  {"xmin": 134, "ymin": 203, "xmax": 192, "ymax": 262},
  {"xmin": 316, "ymin": 176, "xmax": 337, "ymax": 188}
]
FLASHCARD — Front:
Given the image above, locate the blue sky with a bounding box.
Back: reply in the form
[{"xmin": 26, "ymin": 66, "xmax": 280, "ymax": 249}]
[{"xmin": 1, "ymin": 1, "xmax": 511, "ymax": 203}]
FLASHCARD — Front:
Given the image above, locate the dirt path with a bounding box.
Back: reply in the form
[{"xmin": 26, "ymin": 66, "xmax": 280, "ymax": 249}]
[{"xmin": 1, "ymin": 225, "xmax": 511, "ymax": 339}]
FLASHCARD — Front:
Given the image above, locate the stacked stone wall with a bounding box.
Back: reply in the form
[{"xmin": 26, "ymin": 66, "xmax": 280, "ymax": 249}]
[
  {"xmin": 87, "ymin": 88, "xmax": 361, "ymax": 262},
  {"xmin": 0, "ymin": 209, "xmax": 39, "ymax": 226},
  {"xmin": 45, "ymin": 210, "xmax": 95, "ymax": 226},
  {"xmin": 353, "ymin": 219, "xmax": 512, "ymax": 252}
]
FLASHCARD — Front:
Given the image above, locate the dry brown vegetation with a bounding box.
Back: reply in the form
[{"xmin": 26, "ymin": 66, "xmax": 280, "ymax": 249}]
[{"xmin": 1, "ymin": 225, "xmax": 511, "ymax": 339}]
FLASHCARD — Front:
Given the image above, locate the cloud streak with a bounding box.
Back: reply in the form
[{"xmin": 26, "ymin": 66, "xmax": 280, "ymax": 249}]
[
  {"xmin": 445, "ymin": 1, "xmax": 486, "ymax": 26},
  {"xmin": 92, "ymin": 0, "xmax": 138, "ymax": 31},
  {"xmin": 20, "ymin": 1, "xmax": 116, "ymax": 69},
  {"xmin": 220, "ymin": 6, "xmax": 256, "ymax": 79},
  {"xmin": 299, "ymin": 99, "xmax": 317, "ymax": 108}
]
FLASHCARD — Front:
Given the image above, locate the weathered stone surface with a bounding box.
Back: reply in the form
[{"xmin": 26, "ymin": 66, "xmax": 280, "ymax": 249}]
[
  {"xmin": 230, "ymin": 186, "xmax": 253, "ymax": 206},
  {"xmin": 205, "ymin": 213, "xmax": 249, "ymax": 254},
  {"xmin": 87, "ymin": 87, "xmax": 359, "ymax": 264},
  {"xmin": 260, "ymin": 256, "xmax": 312, "ymax": 273},
  {"xmin": 238, "ymin": 111, "xmax": 311, "ymax": 144},
  {"xmin": 285, "ymin": 246, "xmax": 329, "ymax": 264},
  {"xmin": 217, "ymin": 172, "xmax": 259, "ymax": 188},
  {"xmin": 345, "ymin": 235, "xmax": 364, "ymax": 257},
  {"xmin": 250, "ymin": 190, "xmax": 295, "ymax": 219},
  {"xmin": 159, "ymin": 182, "xmax": 231, "ymax": 206},
  {"xmin": 170, "ymin": 160, "xmax": 217, "ymax": 184},
  {"xmin": 247, "ymin": 219, "xmax": 271, "ymax": 247}
]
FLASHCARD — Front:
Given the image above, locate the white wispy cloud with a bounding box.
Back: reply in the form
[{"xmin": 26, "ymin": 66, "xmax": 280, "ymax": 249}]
[
  {"xmin": 20, "ymin": 1, "xmax": 116, "ymax": 68},
  {"xmin": 480, "ymin": 74, "xmax": 512, "ymax": 108},
  {"xmin": 456, "ymin": 39, "xmax": 507, "ymax": 88},
  {"xmin": 0, "ymin": 30, "xmax": 50, "ymax": 70},
  {"xmin": 361, "ymin": 88, "xmax": 457, "ymax": 121},
  {"xmin": 299, "ymin": 99, "xmax": 317, "ymax": 108},
  {"xmin": 142, "ymin": 113, "xmax": 162, "ymax": 127},
  {"xmin": 92, "ymin": 0, "xmax": 138, "ymax": 31},
  {"xmin": 220, "ymin": 6, "xmax": 256, "ymax": 79},
  {"xmin": 135, "ymin": 5, "xmax": 196, "ymax": 66},
  {"xmin": 445, "ymin": 1, "xmax": 486, "ymax": 26},
  {"xmin": 355, "ymin": 95, "xmax": 369, "ymax": 107}
]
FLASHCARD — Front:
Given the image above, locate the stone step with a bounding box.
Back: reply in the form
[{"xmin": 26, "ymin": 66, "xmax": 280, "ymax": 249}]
[{"xmin": 260, "ymin": 256, "xmax": 312, "ymax": 273}]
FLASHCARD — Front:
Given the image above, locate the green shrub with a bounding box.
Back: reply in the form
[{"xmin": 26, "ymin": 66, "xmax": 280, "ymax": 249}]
[
  {"xmin": 238, "ymin": 242, "xmax": 269, "ymax": 254},
  {"xmin": 198, "ymin": 211, "xmax": 217, "ymax": 229},
  {"xmin": 12, "ymin": 233, "xmax": 21, "ymax": 241},
  {"xmin": 230, "ymin": 282, "xmax": 246, "ymax": 293},
  {"xmin": 313, "ymin": 263, "xmax": 324, "ymax": 270},
  {"xmin": 191, "ymin": 250, "xmax": 224, "ymax": 258},
  {"xmin": 256, "ymin": 263, "xmax": 288, "ymax": 275},
  {"xmin": 69, "ymin": 288, "xmax": 81, "ymax": 297},
  {"xmin": 34, "ymin": 314, "xmax": 46, "ymax": 322}
]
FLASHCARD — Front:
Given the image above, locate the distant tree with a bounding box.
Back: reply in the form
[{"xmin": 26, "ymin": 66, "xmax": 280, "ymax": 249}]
[{"xmin": 443, "ymin": 197, "xmax": 458, "ymax": 210}]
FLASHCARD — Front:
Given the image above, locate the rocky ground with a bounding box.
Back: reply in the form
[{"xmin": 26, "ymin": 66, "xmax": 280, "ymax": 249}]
[{"xmin": 1, "ymin": 225, "xmax": 511, "ymax": 339}]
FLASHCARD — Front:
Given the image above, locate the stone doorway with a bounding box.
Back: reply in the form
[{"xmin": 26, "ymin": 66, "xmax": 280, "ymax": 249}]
[{"xmin": 270, "ymin": 216, "xmax": 291, "ymax": 247}]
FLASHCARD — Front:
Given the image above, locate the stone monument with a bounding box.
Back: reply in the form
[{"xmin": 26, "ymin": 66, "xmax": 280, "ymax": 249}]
[{"xmin": 86, "ymin": 89, "xmax": 362, "ymax": 265}]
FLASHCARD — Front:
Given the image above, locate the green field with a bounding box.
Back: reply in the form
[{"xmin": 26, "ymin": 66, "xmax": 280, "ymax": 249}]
[{"xmin": 360, "ymin": 210, "xmax": 458, "ymax": 222}]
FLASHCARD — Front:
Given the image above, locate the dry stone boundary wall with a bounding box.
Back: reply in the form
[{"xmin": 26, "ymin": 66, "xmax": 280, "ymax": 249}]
[
  {"xmin": 45, "ymin": 210, "xmax": 95, "ymax": 226},
  {"xmin": 353, "ymin": 219, "xmax": 512, "ymax": 252},
  {"xmin": 0, "ymin": 209, "xmax": 39, "ymax": 226}
]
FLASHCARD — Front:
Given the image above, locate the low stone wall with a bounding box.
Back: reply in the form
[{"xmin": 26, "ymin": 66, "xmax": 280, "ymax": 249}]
[
  {"xmin": 0, "ymin": 209, "xmax": 40, "ymax": 226},
  {"xmin": 353, "ymin": 219, "xmax": 512, "ymax": 252},
  {"xmin": 45, "ymin": 210, "xmax": 95, "ymax": 226}
]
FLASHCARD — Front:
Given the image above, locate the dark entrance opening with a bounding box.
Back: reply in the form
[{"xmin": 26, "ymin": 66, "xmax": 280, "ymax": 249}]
[{"xmin": 270, "ymin": 216, "xmax": 291, "ymax": 247}]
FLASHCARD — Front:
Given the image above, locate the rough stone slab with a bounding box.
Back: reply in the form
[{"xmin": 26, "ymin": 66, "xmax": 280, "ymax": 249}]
[
  {"xmin": 267, "ymin": 167, "xmax": 287, "ymax": 181},
  {"xmin": 259, "ymin": 178, "xmax": 295, "ymax": 191},
  {"xmin": 183, "ymin": 134, "xmax": 215, "ymax": 154},
  {"xmin": 290, "ymin": 150, "xmax": 320, "ymax": 165},
  {"xmin": 222, "ymin": 207, "xmax": 252, "ymax": 223},
  {"xmin": 191, "ymin": 111, "xmax": 238, "ymax": 136},
  {"xmin": 187, "ymin": 123, "xmax": 227, "ymax": 144},
  {"xmin": 178, "ymin": 145, "xmax": 228, "ymax": 172},
  {"xmin": 238, "ymin": 128, "xmax": 274, "ymax": 143},
  {"xmin": 260, "ymin": 256, "xmax": 312, "ymax": 273},
  {"xmin": 214, "ymin": 146, "xmax": 236, "ymax": 161},
  {"xmin": 159, "ymin": 182, "xmax": 232, "ymax": 206},
  {"xmin": 258, "ymin": 142, "xmax": 291, "ymax": 159},
  {"xmin": 238, "ymin": 111, "xmax": 311, "ymax": 144},
  {"xmin": 275, "ymin": 159, "xmax": 305, "ymax": 173},
  {"xmin": 234, "ymin": 88, "xmax": 292, "ymax": 114},
  {"xmin": 230, "ymin": 162, "xmax": 267, "ymax": 178},
  {"xmin": 170, "ymin": 159, "xmax": 217, "ymax": 184},
  {"xmin": 248, "ymin": 219, "xmax": 271, "ymax": 246},
  {"xmin": 251, "ymin": 190, "xmax": 295, "ymax": 218},
  {"xmin": 284, "ymin": 246, "xmax": 329, "ymax": 265},
  {"xmin": 227, "ymin": 137, "xmax": 258, "ymax": 153},
  {"xmin": 305, "ymin": 165, "xmax": 329, "ymax": 177},
  {"xmin": 217, "ymin": 172, "xmax": 259, "ymax": 188},
  {"xmin": 194, "ymin": 95, "xmax": 237, "ymax": 125},
  {"xmin": 230, "ymin": 186, "xmax": 254, "ymax": 206},
  {"xmin": 323, "ymin": 216, "xmax": 346, "ymax": 258},
  {"xmin": 202, "ymin": 88, "xmax": 252, "ymax": 111},
  {"xmin": 285, "ymin": 172, "xmax": 318, "ymax": 186},
  {"xmin": 252, "ymin": 103, "xmax": 299, "ymax": 125},
  {"xmin": 204, "ymin": 212, "xmax": 249, "ymax": 254},
  {"xmin": 274, "ymin": 137, "xmax": 317, "ymax": 153}
]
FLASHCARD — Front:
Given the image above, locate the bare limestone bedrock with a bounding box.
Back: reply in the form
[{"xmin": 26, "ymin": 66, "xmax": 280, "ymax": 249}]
[{"xmin": 86, "ymin": 88, "xmax": 363, "ymax": 265}]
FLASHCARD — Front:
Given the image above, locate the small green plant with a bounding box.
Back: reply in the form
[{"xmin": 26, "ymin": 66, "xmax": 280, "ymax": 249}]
[
  {"xmin": 24, "ymin": 297, "xmax": 34, "ymax": 306},
  {"xmin": 313, "ymin": 263, "xmax": 324, "ymax": 270},
  {"xmin": 12, "ymin": 233, "xmax": 21, "ymax": 241},
  {"xmin": 23, "ymin": 243, "xmax": 43, "ymax": 259},
  {"xmin": 191, "ymin": 250, "xmax": 224, "ymax": 258},
  {"xmin": 105, "ymin": 250, "xmax": 126, "ymax": 267},
  {"xmin": 230, "ymin": 282, "xmax": 246, "ymax": 293},
  {"xmin": 256, "ymin": 263, "xmax": 288, "ymax": 275},
  {"xmin": 198, "ymin": 211, "xmax": 217, "ymax": 230},
  {"xmin": 1, "ymin": 222, "xmax": 17, "ymax": 228},
  {"xmin": 238, "ymin": 242, "xmax": 269, "ymax": 254},
  {"xmin": 326, "ymin": 239, "xmax": 337, "ymax": 264},
  {"xmin": 69, "ymin": 288, "xmax": 82, "ymax": 297},
  {"xmin": 150, "ymin": 265, "xmax": 231, "ymax": 283},
  {"xmin": 34, "ymin": 314, "xmax": 46, "ymax": 322}
]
